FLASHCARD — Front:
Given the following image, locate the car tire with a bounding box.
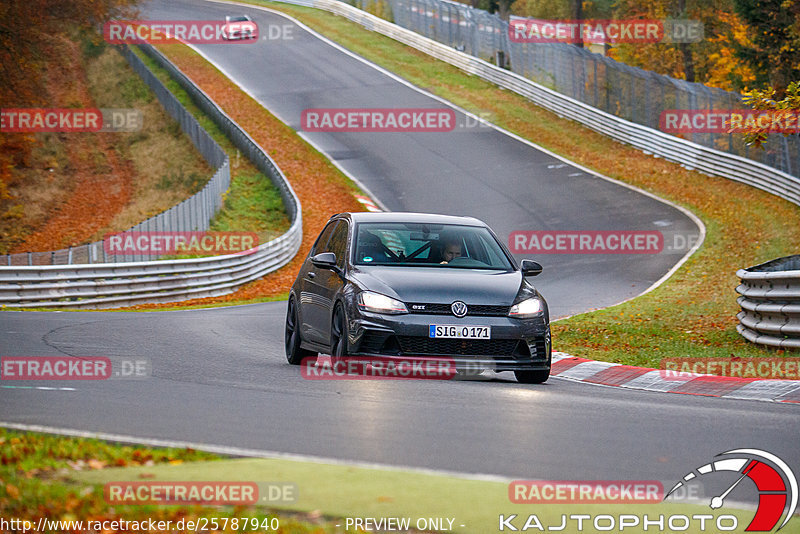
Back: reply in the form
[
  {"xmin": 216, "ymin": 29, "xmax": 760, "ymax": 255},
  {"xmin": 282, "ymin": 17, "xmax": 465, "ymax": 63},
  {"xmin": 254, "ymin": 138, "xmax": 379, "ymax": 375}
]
[
  {"xmin": 514, "ymin": 369, "xmax": 550, "ymax": 384},
  {"xmin": 285, "ymin": 297, "xmax": 315, "ymax": 365},
  {"xmin": 515, "ymin": 330, "xmax": 551, "ymax": 383},
  {"xmin": 330, "ymin": 303, "xmax": 349, "ymax": 363}
]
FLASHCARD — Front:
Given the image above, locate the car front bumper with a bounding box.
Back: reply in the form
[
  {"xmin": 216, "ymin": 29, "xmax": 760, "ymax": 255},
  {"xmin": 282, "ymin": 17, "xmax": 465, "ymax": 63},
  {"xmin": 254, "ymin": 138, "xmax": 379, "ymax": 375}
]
[{"xmin": 345, "ymin": 309, "xmax": 551, "ymax": 372}]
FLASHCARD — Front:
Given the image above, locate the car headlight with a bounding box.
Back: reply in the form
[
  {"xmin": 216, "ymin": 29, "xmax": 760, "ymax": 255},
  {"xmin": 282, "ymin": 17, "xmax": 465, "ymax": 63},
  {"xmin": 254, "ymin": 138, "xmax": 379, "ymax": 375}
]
[
  {"xmin": 357, "ymin": 291, "xmax": 408, "ymax": 315},
  {"xmin": 508, "ymin": 297, "xmax": 542, "ymax": 318}
]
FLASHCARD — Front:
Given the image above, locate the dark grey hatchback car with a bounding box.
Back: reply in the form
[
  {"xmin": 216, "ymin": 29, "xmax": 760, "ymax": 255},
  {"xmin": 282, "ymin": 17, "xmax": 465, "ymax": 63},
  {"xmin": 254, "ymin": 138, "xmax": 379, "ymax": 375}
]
[{"xmin": 285, "ymin": 212, "xmax": 552, "ymax": 383}]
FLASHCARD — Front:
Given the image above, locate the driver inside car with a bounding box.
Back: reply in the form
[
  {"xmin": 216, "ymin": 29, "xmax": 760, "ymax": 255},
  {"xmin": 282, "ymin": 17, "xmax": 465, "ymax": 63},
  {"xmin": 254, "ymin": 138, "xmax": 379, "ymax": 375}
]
[{"xmin": 437, "ymin": 237, "xmax": 463, "ymax": 264}]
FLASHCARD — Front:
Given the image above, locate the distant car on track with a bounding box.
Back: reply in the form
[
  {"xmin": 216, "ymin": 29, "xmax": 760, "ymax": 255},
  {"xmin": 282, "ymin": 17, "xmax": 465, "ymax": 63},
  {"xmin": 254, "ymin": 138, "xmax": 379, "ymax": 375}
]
[
  {"xmin": 222, "ymin": 15, "xmax": 257, "ymax": 40},
  {"xmin": 285, "ymin": 212, "xmax": 552, "ymax": 383}
]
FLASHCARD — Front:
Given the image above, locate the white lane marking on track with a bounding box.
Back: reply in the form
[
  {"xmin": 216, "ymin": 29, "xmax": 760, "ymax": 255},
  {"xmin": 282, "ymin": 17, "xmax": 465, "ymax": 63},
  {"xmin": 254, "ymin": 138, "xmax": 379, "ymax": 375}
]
[{"xmin": 1, "ymin": 386, "xmax": 77, "ymax": 391}]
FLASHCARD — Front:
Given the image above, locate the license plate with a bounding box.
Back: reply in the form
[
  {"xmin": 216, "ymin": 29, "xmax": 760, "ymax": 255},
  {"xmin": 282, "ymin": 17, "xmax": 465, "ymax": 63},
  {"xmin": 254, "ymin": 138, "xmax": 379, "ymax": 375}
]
[{"xmin": 429, "ymin": 325, "xmax": 491, "ymax": 339}]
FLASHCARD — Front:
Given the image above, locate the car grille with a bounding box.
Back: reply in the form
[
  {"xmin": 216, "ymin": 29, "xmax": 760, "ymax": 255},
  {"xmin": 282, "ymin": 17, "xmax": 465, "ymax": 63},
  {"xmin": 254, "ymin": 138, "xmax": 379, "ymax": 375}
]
[
  {"xmin": 406, "ymin": 303, "xmax": 510, "ymax": 317},
  {"xmin": 397, "ymin": 336, "xmax": 520, "ymax": 356}
]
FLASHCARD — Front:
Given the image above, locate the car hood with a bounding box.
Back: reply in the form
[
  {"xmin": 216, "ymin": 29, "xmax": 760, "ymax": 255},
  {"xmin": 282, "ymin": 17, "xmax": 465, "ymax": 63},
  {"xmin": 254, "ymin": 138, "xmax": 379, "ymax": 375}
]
[{"xmin": 350, "ymin": 266, "xmax": 524, "ymax": 305}]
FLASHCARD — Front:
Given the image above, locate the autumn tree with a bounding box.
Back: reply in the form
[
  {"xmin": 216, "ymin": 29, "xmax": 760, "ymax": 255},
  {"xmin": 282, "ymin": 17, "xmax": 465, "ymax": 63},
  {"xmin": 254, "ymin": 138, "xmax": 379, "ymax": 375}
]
[
  {"xmin": 732, "ymin": 0, "xmax": 800, "ymax": 99},
  {"xmin": 738, "ymin": 82, "xmax": 800, "ymax": 149},
  {"xmin": 472, "ymin": 0, "xmax": 517, "ymax": 20},
  {"xmin": 607, "ymin": 0, "xmax": 761, "ymax": 92},
  {"xmin": 0, "ymin": 0, "xmax": 137, "ymax": 245},
  {"xmin": 0, "ymin": 0, "xmax": 138, "ymax": 106}
]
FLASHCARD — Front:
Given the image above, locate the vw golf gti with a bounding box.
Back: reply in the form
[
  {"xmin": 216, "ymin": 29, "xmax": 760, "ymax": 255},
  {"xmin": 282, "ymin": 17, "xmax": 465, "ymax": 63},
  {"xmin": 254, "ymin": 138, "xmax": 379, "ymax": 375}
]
[{"xmin": 285, "ymin": 212, "xmax": 552, "ymax": 383}]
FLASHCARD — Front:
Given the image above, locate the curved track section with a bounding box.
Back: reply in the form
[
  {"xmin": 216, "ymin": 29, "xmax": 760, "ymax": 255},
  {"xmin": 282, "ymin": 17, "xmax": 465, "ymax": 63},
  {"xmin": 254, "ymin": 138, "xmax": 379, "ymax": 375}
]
[
  {"xmin": 2, "ymin": 0, "xmax": 797, "ymax": 498},
  {"xmin": 144, "ymin": 0, "xmax": 699, "ymax": 319}
]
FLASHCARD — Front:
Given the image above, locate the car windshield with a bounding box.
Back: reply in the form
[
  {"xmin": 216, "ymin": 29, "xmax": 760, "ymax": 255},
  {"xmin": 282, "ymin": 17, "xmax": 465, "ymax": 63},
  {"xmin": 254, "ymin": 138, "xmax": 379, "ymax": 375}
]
[
  {"xmin": 354, "ymin": 222, "xmax": 514, "ymax": 270},
  {"xmin": 227, "ymin": 16, "xmax": 249, "ymax": 22}
]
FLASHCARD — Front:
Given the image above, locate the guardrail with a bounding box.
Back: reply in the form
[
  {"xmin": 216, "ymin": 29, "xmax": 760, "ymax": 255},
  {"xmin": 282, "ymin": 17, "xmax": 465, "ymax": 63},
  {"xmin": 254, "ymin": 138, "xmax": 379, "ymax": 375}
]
[
  {"xmin": 364, "ymin": 0, "xmax": 798, "ymax": 177},
  {"xmin": 736, "ymin": 255, "xmax": 800, "ymax": 349},
  {"xmin": 277, "ymin": 0, "xmax": 800, "ymax": 207},
  {"xmin": 0, "ymin": 44, "xmax": 302, "ymax": 308}
]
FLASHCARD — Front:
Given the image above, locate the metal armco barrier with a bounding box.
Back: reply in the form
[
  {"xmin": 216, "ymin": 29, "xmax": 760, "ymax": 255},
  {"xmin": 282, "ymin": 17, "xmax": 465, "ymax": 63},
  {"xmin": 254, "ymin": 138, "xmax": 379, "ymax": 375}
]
[
  {"xmin": 275, "ymin": 0, "xmax": 800, "ymax": 207},
  {"xmin": 0, "ymin": 44, "xmax": 302, "ymax": 308},
  {"xmin": 736, "ymin": 256, "xmax": 800, "ymax": 349}
]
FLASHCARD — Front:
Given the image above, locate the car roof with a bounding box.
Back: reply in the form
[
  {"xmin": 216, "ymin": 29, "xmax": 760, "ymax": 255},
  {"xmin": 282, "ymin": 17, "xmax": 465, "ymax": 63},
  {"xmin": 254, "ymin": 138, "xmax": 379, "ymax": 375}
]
[{"xmin": 336, "ymin": 211, "xmax": 487, "ymax": 227}]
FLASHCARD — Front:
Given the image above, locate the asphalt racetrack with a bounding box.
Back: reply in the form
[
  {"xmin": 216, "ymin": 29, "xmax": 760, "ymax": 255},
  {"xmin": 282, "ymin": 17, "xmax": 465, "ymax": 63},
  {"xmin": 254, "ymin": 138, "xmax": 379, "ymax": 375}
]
[{"xmin": 2, "ymin": 0, "xmax": 798, "ymax": 529}]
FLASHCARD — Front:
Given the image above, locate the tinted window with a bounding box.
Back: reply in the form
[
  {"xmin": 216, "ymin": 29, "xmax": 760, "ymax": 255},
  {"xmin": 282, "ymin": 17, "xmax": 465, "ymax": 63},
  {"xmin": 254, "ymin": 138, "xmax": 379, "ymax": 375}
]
[
  {"xmin": 327, "ymin": 221, "xmax": 349, "ymax": 268},
  {"xmin": 312, "ymin": 221, "xmax": 338, "ymax": 255},
  {"xmin": 354, "ymin": 222, "xmax": 513, "ymax": 270}
]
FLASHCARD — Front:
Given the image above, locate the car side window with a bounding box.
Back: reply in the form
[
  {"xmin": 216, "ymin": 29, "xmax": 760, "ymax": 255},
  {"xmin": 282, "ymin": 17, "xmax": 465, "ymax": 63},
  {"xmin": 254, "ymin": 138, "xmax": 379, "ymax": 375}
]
[
  {"xmin": 327, "ymin": 221, "xmax": 349, "ymax": 269},
  {"xmin": 312, "ymin": 221, "xmax": 338, "ymax": 256}
]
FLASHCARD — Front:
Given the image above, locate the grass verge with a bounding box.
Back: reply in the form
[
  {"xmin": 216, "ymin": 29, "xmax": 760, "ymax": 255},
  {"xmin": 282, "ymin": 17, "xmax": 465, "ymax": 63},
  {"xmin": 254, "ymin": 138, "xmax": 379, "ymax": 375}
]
[
  {"xmin": 0, "ymin": 428, "xmax": 330, "ymax": 532},
  {"xmin": 3, "ymin": 428, "xmax": 786, "ymax": 534}
]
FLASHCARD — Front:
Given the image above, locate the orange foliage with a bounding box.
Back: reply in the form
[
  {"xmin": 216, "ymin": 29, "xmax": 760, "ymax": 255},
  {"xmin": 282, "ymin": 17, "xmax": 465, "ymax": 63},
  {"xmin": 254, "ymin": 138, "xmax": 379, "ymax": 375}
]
[
  {"xmin": 702, "ymin": 11, "xmax": 756, "ymax": 90},
  {"xmin": 0, "ymin": 0, "xmax": 139, "ymax": 248}
]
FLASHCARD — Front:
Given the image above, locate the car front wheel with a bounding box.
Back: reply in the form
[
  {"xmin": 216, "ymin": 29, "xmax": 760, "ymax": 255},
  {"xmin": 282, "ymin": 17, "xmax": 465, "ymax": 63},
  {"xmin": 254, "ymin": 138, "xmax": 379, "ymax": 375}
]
[
  {"xmin": 514, "ymin": 369, "xmax": 550, "ymax": 384},
  {"xmin": 285, "ymin": 297, "xmax": 315, "ymax": 365},
  {"xmin": 330, "ymin": 303, "xmax": 349, "ymax": 363}
]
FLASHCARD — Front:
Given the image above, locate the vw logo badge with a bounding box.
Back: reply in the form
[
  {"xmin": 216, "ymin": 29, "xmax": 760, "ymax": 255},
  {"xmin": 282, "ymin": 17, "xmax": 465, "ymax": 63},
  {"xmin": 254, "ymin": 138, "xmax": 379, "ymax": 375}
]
[{"xmin": 451, "ymin": 301, "xmax": 468, "ymax": 318}]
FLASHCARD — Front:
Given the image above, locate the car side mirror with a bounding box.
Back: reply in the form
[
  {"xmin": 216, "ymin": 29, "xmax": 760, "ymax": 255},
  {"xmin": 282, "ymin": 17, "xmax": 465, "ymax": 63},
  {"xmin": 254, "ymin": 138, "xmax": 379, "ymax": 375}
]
[
  {"xmin": 311, "ymin": 252, "xmax": 338, "ymax": 269},
  {"xmin": 520, "ymin": 259, "xmax": 542, "ymax": 277}
]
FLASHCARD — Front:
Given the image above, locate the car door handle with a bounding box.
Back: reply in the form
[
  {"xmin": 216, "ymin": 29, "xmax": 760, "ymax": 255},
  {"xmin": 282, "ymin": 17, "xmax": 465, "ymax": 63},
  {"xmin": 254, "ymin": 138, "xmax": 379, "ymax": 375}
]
[{"xmin": 307, "ymin": 272, "xmax": 316, "ymax": 279}]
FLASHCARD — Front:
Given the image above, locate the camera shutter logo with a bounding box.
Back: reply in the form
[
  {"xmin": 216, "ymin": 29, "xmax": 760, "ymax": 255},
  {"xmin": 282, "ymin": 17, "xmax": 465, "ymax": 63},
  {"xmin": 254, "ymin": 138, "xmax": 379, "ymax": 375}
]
[{"xmin": 666, "ymin": 448, "xmax": 798, "ymax": 532}]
